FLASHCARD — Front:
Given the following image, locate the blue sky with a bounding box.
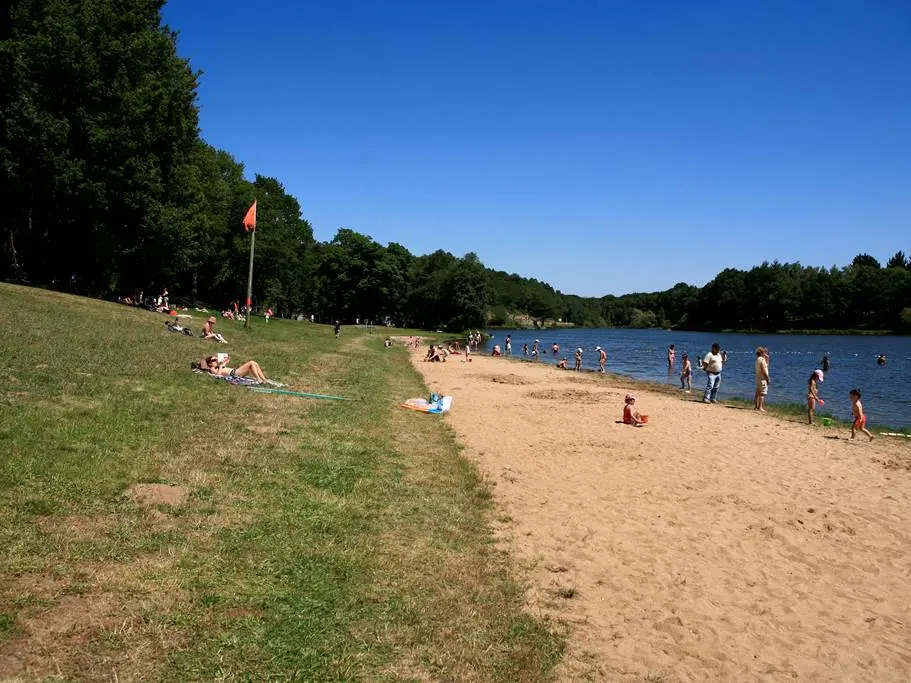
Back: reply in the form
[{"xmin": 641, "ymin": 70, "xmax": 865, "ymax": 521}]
[{"xmin": 162, "ymin": 1, "xmax": 910, "ymax": 297}]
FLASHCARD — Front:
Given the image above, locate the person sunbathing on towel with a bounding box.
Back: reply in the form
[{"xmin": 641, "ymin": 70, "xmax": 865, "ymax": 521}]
[{"xmin": 200, "ymin": 354, "xmax": 267, "ymax": 382}]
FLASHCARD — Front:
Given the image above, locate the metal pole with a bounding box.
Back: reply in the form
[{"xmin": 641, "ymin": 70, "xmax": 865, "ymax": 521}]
[{"xmin": 244, "ymin": 227, "xmax": 255, "ymax": 329}]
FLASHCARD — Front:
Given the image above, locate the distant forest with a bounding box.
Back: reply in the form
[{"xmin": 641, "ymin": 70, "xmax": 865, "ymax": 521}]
[{"xmin": 2, "ymin": 1, "xmax": 910, "ymax": 333}]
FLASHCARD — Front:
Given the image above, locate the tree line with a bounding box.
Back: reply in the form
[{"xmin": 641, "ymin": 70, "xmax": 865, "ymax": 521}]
[{"xmin": 2, "ymin": 1, "xmax": 909, "ymax": 333}]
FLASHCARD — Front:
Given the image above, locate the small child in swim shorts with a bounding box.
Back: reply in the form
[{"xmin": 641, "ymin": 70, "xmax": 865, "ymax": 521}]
[
  {"xmin": 849, "ymin": 389, "xmax": 874, "ymax": 441},
  {"xmin": 680, "ymin": 353, "xmax": 692, "ymax": 392},
  {"xmin": 623, "ymin": 394, "xmax": 644, "ymax": 426}
]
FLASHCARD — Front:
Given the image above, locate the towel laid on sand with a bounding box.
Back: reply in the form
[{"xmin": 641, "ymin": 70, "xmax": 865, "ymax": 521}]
[{"xmin": 401, "ymin": 395, "xmax": 453, "ymax": 414}]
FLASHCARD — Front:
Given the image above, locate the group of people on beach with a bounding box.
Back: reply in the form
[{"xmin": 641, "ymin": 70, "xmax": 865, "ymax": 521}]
[
  {"xmin": 493, "ymin": 335, "xmax": 609, "ymax": 374},
  {"xmin": 484, "ymin": 335, "xmax": 884, "ymax": 440},
  {"xmin": 803, "ymin": 365, "xmax": 873, "ymax": 441},
  {"xmin": 666, "ymin": 342, "xmax": 874, "ymax": 441},
  {"xmin": 424, "ymin": 341, "xmax": 467, "ymax": 363}
]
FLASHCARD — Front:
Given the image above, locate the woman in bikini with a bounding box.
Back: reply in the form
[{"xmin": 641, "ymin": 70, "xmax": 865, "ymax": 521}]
[
  {"xmin": 807, "ymin": 369, "xmax": 824, "ymax": 424},
  {"xmin": 201, "ymin": 355, "xmax": 268, "ymax": 382}
]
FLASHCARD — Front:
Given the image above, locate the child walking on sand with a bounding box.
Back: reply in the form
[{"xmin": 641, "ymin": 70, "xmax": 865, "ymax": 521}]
[
  {"xmin": 680, "ymin": 353, "xmax": 692, "ymax": 392},
  {"xmin": 849, "ymin": 389, "xmax": 875, "ymax": 441},
  {"xmin": 807, "ymin": 369, "xmax": 824, "ymax": 424},
  {"xmin": 623, "ymin": 394, "xmax": 644, "ymax": 426}
]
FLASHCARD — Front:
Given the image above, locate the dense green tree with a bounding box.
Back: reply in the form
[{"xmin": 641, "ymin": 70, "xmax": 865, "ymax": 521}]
[
  {"xmin": 445, "ymin": 253, "xmax": 489, "ymax": 331},
  {"xmin": 852, "ymin": 253, "xmax": 881, "ymax": 269},
  {"xmin": 629, "ymin": 308, "xmax": 658, "ymax": 328},
  {"xmin": 1, "ymin": 0, "xmax": 199, "ymax": 291},
  {"xmin": 886, "ymin": 251, "xmax": 908, "ymax": 269},
  {"xmin": 245, "ymin": 175, "xmax": 314, "ymax": 316},
  {"xmin": 317, "ymin": 229, "xmax": 388, "ymax": 322}
]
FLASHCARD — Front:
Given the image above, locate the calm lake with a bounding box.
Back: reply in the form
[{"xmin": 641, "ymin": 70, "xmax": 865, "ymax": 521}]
[{"xmin": 481, "ymin": 328, "xmax": 911, "ymax": 429}]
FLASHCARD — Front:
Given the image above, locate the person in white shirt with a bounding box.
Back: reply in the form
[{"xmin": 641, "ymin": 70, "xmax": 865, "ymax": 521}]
[{"xmin": 701, "ymin": 343, "xmax": 725, "ymax": 403}]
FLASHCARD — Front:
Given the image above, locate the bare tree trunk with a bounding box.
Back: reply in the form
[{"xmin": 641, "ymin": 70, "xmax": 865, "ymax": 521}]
[{"xmin": 7, "ymin": 227, "xmax": 21, "ymax": 275}]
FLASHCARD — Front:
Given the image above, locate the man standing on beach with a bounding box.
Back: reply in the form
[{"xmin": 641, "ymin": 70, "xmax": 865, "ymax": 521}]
[
  {"xmin": 754, "ymin": 347, "xmax": 770, "ymax": 411},
  {"xmin": 574, "ymin": 347, "xmax": 583, "ymax": 371},
  {"xmin": 597, "ymin": 346, "xmax": 607, "ymax": 373},
  {"xmin": 701, "ymin": 343, "xmax": 725, "ymax": 403},
  {"xmin": 505, "ymin": 334, "xmax": 512, "ymax": 356}
]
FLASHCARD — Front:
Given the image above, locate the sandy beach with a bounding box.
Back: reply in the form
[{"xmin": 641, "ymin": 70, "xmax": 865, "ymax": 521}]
[{"xmin": 411, "ymin": 351, "xmax": 911, "ymax": 682}]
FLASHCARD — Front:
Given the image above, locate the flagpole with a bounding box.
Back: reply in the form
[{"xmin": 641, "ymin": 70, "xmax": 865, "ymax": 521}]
[{"xmin": 244, "ymin": 227, "xmax": 255, "ymax": 329}]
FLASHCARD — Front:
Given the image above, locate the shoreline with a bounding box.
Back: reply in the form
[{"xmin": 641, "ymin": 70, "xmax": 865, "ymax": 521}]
[
  {"xmin": 410, "ymin": 350, "xmax": 911, "ymax": 681},
  {"xmin": 454, "ymin": 349, "xmax": 911, "ymax": 434},
  {"xmin": 484, "ymin": 325, "xmax": 905, "ymax": 336}
]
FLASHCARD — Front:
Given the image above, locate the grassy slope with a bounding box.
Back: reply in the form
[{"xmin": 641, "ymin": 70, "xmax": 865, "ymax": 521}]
[{"xmin": 0, "ymin": 284, "xmax": 561, "ymax": 681}]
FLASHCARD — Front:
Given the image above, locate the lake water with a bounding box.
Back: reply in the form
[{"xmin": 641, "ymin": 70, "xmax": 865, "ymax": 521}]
[{"xmin": 481, "ymin": 329, "xmax": 911, "ymax": 429}]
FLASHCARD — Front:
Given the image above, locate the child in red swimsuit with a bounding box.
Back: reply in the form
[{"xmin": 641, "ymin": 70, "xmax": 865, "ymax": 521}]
[
  {"xmin": 623, "ymin": 394, "xmax": 644, "ymax": 426},
  {"xmin": 849, "ymin": 389, "xmax": 874, "ymax": 441}
]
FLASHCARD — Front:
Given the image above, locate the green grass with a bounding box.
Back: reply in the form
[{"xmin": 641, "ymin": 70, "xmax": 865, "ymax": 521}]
[{"xmin": 0, "ymin": 283, "xmax": 562, "ymax": 680}]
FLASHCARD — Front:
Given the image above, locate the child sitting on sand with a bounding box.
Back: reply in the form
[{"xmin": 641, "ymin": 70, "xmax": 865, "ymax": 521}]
[
  {"xmin": 556, "ymin": 357, "xmax": 568, "ymax": 369},
  {"xmin": 623, "ymin": 394, "xmax": 644, "ymax": 426},
  {"xmin": 849, "ymin": 389, "xmax": 874, "ymax": 441},
  {"xmin": 807, "ymin": 369, "xmax": 824, "ymax": 424}
]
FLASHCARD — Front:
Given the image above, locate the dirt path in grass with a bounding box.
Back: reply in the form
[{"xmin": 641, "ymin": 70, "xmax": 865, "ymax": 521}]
[{"xmin": 411, "ymin": 351, "xmax": 911, "ymax": 682}]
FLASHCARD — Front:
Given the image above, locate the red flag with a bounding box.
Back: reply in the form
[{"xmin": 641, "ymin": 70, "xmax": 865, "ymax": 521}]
[{"xmin": 242, "ymin": 200, "xmax": 257, "ymax": 232}]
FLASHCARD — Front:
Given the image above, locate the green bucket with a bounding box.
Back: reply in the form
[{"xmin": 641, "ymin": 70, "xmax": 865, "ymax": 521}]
[{"xmin": 822, "ymin": 417, "xmax": 832, "ymax": 427}]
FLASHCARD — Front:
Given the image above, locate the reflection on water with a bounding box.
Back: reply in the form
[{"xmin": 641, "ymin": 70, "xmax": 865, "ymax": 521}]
[{"xmin": 484, "ymin": 329, "xmax": 911, "ymax": 429}]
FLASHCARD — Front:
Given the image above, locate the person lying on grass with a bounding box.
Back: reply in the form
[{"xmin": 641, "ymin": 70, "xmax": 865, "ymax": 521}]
[{"xmin": 198, "ymin": 354, "xmax": 268, "ymax": 382}]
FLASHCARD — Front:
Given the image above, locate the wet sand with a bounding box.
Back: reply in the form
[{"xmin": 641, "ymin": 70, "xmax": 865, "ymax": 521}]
[{"xmin": 411, "ymin": 351, "xmax": 911, "ymax": 682}]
